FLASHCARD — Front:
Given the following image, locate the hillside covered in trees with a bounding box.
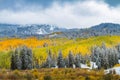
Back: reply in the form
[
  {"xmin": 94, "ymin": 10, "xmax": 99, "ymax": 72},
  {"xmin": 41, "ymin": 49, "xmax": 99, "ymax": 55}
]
[
  {"xmin": 0, "ymin": 35, "xmax": 120, "ymax": 69},
  {"xmin": 10, "ymin": 43, "xmax": 120, "ymax": 70},
  {"xmin": 0, "ymin": 23, "xmax": 120, "ymax": 38},
  {"xmin": 0, "ymin": 35, "xmax": 120, "ymax": 79},
  {"xmin": 2, "ymin": 42, "xmax": 120, "ymax": 80},
  {"xmin": 0, "ymin": 24, "xmax": 120, "ymax": 79}
]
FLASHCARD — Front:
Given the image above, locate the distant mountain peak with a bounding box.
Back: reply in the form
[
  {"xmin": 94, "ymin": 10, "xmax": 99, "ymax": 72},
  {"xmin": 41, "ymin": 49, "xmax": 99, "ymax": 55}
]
[
  {"xmin": 0, "ymin": 23, "xmax": 120, "ymax": 38},
  {"xmin": 0, "ymin": 23, "xmax": 66, "ymax": 38}
]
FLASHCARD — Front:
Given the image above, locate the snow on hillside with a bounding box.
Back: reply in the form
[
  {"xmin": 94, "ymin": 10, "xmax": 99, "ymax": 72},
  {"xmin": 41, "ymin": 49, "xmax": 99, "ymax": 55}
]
[
  {"xmin": 105, "ymin": 67, "xmax": 120, "ymax": 75},
  {"xmin": 37, "ymin": 28, "xmax": 47, "ymax": 34},
  {"xmin": 90, "ymin": 62, "xmax": 98, "ymax": 69},
  {"xmin": 81, "ymin": 64, "xmax": 90, "ymax": 69}
]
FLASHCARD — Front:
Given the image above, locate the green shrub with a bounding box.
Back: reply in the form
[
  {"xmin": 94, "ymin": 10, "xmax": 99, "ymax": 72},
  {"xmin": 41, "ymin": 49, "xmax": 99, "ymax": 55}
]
[{"xmin": 44, "ymin": 75, "xmax": 52, "ymax": 80}]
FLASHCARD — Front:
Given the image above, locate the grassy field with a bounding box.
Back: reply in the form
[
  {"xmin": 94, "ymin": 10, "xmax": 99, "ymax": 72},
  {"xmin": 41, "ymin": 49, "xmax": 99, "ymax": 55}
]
[
  {"xmin": 0, "ymin": 68, "xmax": 119, "ymax": 80},
  {"xmin": 0, "ymin": 35, "xmax": 120, "ymax": 68}
]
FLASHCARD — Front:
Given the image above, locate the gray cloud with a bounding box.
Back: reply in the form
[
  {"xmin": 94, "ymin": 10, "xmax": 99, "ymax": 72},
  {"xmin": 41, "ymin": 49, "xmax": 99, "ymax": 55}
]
[{"xmin": 0, "ymin": 0, "xmax": 120, "ymax": 28}]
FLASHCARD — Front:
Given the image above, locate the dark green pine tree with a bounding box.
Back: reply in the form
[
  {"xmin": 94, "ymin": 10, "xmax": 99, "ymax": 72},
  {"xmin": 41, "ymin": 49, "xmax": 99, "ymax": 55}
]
[
  {"xmin": 11, "ymin": 53, "xmax": 15, "ymax": 70},
  {"xmin": 46, "ymin": 54, "xmax": 52, "ymax": 68}
]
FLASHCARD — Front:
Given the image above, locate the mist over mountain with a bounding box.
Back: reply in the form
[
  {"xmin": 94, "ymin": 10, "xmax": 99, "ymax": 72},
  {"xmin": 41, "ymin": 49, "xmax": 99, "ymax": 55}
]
[{"xmin": 0, "ymin": 23, "xmax": 120, "ymax": 38}]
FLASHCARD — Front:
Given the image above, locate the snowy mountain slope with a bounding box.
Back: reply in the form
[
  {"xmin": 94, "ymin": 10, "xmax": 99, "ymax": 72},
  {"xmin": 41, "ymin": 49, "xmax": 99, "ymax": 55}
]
[
  {"xmin": 0, "ymin": 23, "xmax": 120, "ymax": 38},
  {"xmin": 0, "ymin": 24, "xmax": 66, "ymax": 37}
]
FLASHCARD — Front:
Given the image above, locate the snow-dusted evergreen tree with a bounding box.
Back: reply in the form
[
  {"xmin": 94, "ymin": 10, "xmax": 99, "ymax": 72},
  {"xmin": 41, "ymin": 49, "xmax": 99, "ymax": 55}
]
[
  {"xmin": 57, "ymin": 51, "xmax": 65, "ymax": 68},
  {"xmin": 101, "ymin": 42, "xmax": 106, "ymax": 49},
  {"xmin": 91, "ymin": 46, "xmax": 99, "ymax": 62},
  {"xmin": 11, "ymin": 49, "xmax": 21, "ymax": 70},
  {"xmin": 68, "ymin": 51, "xmax": 74, "ymax": 68},
  {"xmin": 43, "ymin": 50, "xmax": 56, "ymax": 68},
  {"xmin": 74, "ymin": 54, "xmax": 81, "ymax": 68},
  {"xmin": 91, "ymin": 43, "xmax": 119, "ymax": 69},
  {"xmin": 64, "ymin": 57, "xmax": 69, "ymax": 68},
  {"xmin": 20, "ymin": 46, "xmax": 33, "ymax": 70},
  {"xmin": 45, "ymin": 53, "xmax": 52, "ymax": 68},
  {"xmin": 80, "ymin": 55, "xmax": 87, "ymax": 64},
  {"xmin": 51, "ymin": 54, "xmax": 57, "ymax": 67},
  {"xmin": 116, "ymin": 44, "xmax": 120, "ymax": 59},
  {"xmin": 26, "ymin": 48, "xmax": 33, "ymax": 69},
  {"xmin": 103, "ymin": 54, "xmax": 109, "ymax": 69},
  {"xmin": 20, "ymin": 46, "xmax": 28, "ymax": 70},
  {"xmin": 96, "ymin": 57, "xmax": 101, "ymax": 69},
  {"xmin": 99, "ymin": 48, "xmax": 105, "ymax": 69},
  {"xmin": 110, "ymin": 48, "xmax": 119, "ymax": 66}
]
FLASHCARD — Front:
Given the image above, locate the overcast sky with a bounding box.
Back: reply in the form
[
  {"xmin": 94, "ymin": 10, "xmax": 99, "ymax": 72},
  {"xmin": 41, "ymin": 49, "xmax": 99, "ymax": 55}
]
[{"xmin": 0, "ymin": 0, "xmax": 120, "ymax": 28}]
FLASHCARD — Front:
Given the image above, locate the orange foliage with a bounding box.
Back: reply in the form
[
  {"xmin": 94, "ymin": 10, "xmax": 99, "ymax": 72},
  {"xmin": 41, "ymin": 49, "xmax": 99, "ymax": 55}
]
[{"xmin": 0, "ymin": 37, "xmax": 51, "ymax": 51}]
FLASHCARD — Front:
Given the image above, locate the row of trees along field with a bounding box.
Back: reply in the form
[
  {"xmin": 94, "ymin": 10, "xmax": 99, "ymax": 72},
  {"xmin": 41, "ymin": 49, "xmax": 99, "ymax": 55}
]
[{"xmin": 11, "ymin": 43, "xmax": 120, "ymax": 70}]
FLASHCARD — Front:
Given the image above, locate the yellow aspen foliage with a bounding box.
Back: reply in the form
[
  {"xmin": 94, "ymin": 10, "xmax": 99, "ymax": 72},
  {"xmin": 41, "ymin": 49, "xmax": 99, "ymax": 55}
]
[{"xmin": 0, "ymin": 35, "xmax": 120, "ymax": 59}]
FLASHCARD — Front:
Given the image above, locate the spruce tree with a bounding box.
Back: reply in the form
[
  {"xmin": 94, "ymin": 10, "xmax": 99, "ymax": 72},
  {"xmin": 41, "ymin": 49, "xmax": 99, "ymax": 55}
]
[
  {"xmin": 11, "ymin": 49, "xmax": 21, "ymax": 70},
  {"xmin": 68, "ymin": 51, "xmax": 74, "ymax": 68},
  {"xmin": 20, "ymin": 46, "xmax": 33, "ymax": 70},
  {"xmin": 64, "ymin": 57, "xmax": 69, "ymax": 68},
  {"xmin": 26, "ymin": 48, "xmax": 33, "ymax": 69},
  {"xmin": 75, "ymin": 54, "xmax": 81, "ymax": 68},
  {"xmin": 11, "ymin": 53, "xmax": 15, "ymax": 70},
  {"xmin": 57, "ymin": 51, "xmax": 65, "ymax": 68}
]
